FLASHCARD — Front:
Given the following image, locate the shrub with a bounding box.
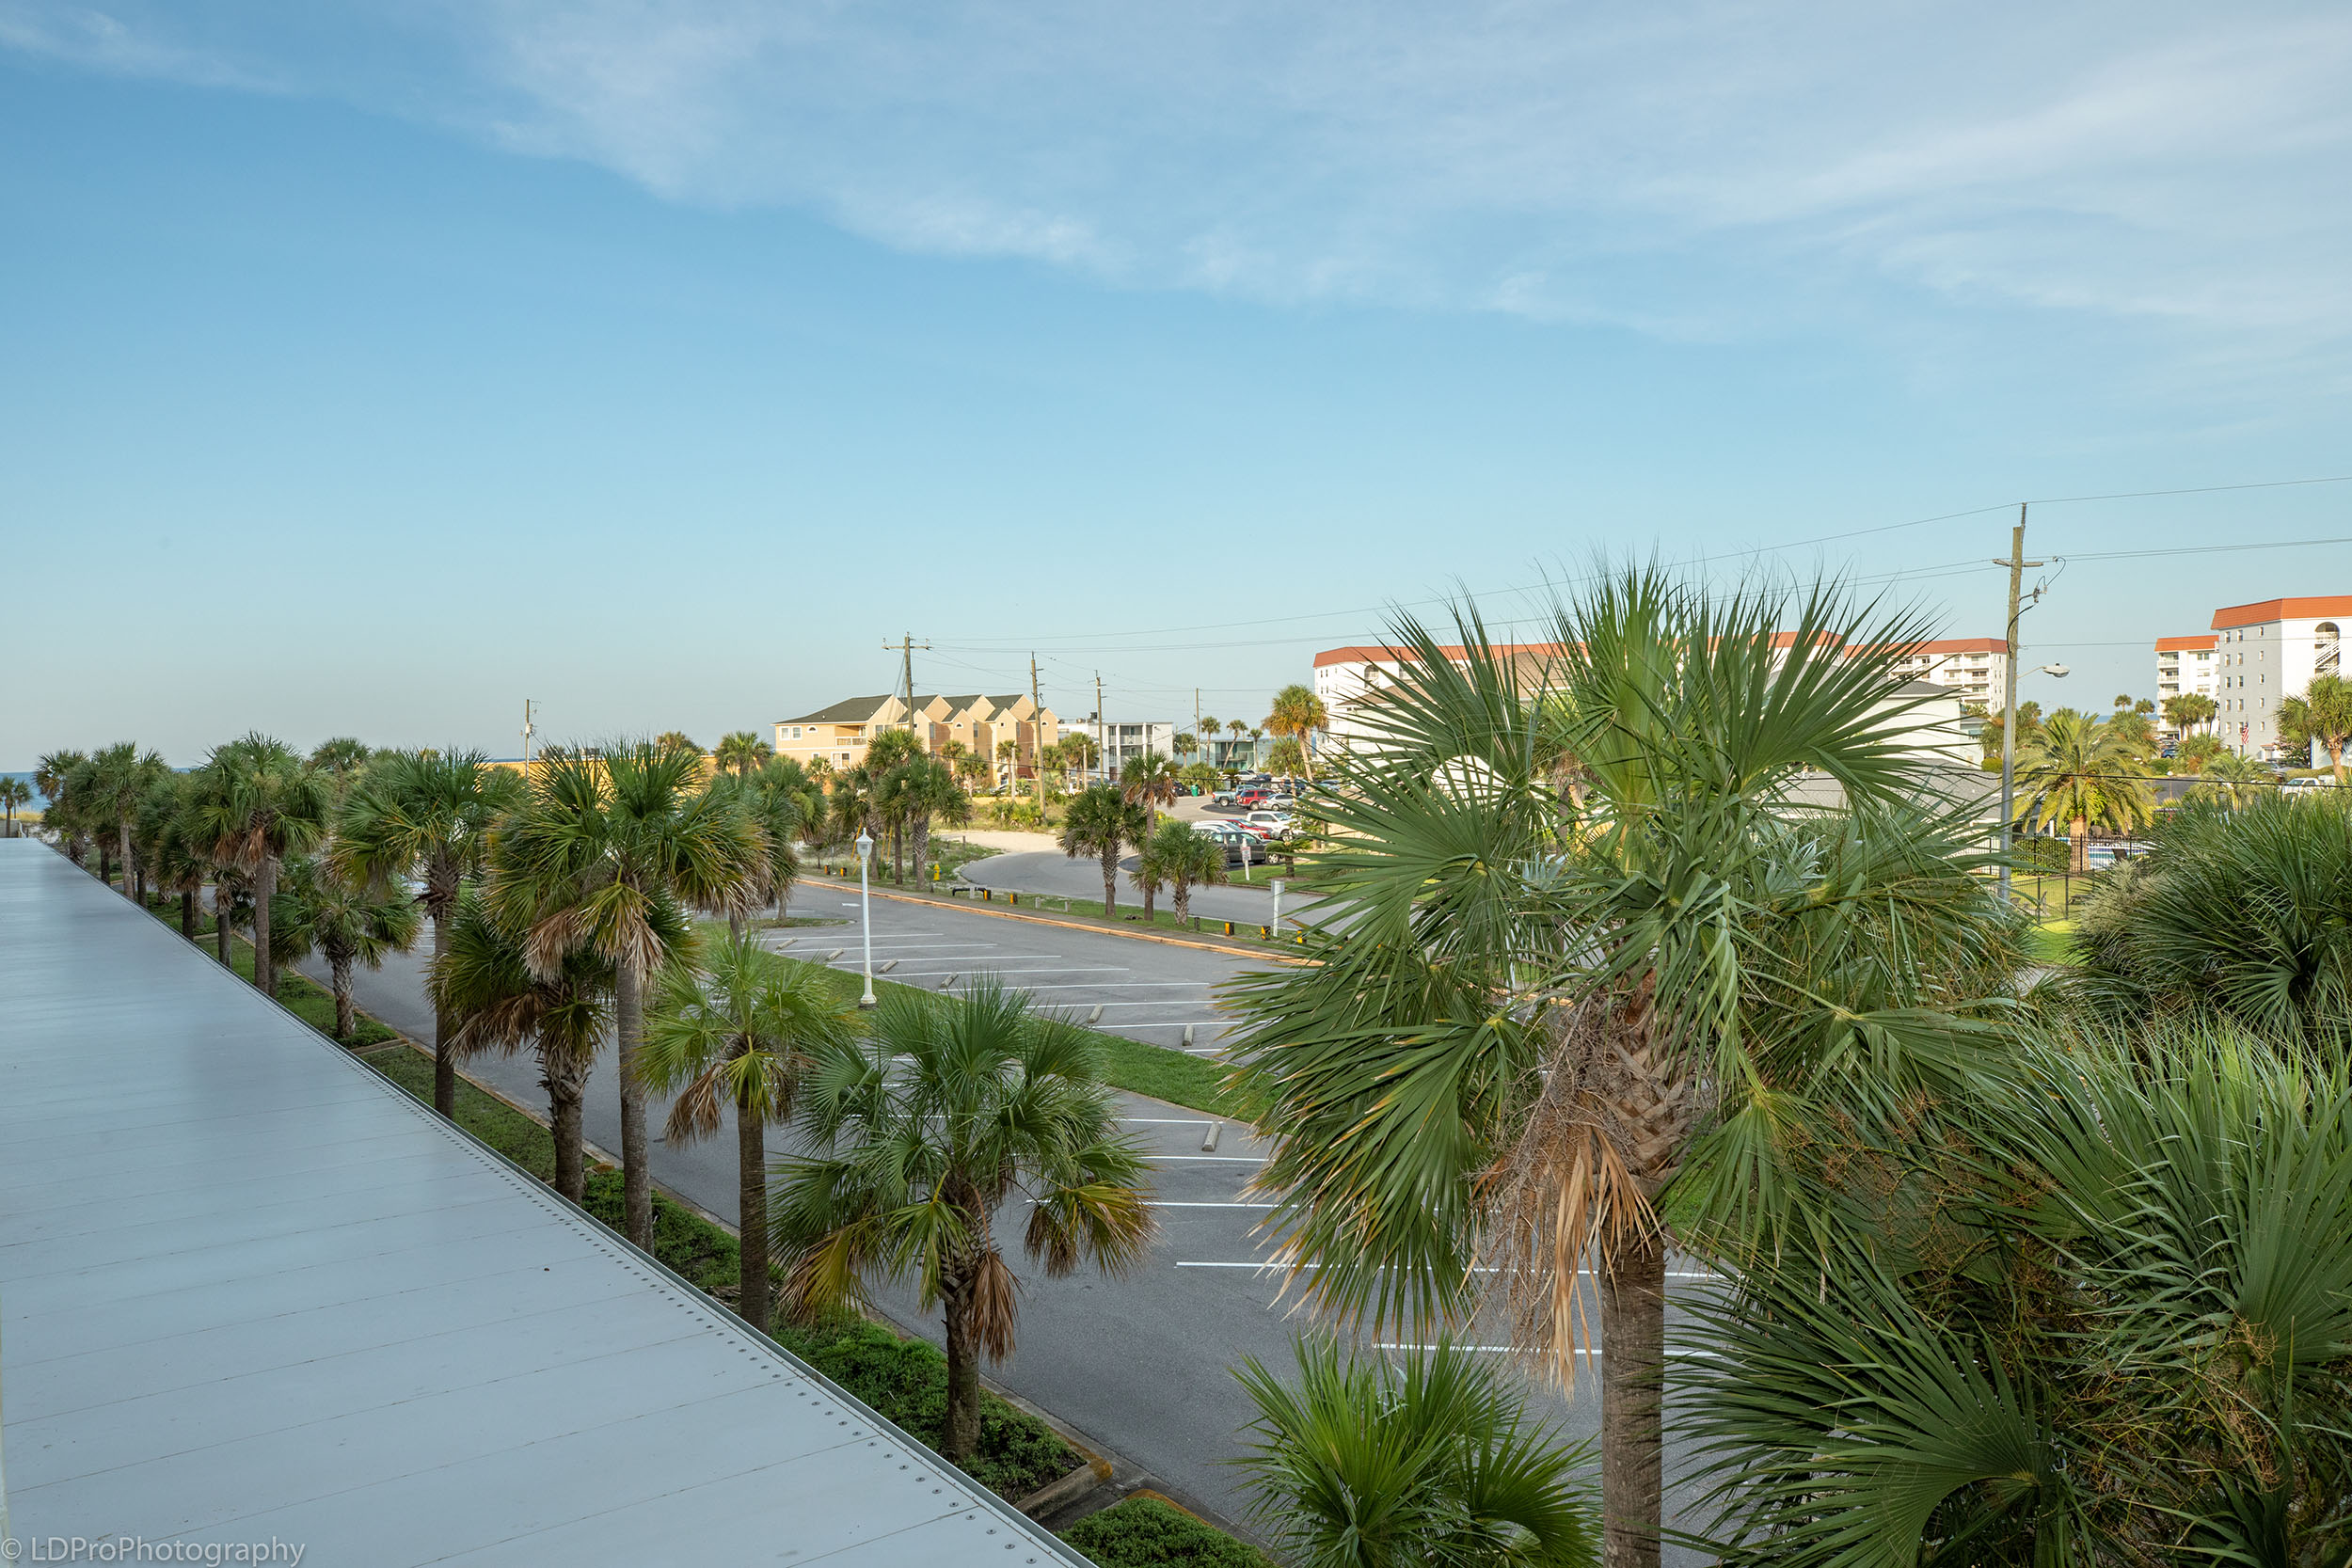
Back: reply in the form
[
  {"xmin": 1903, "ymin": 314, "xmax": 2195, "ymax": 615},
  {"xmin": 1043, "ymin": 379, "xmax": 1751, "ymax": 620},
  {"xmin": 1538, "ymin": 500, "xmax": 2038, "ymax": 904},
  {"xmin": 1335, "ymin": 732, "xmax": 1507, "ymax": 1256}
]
[
  {"xmin": 2013, "ymin": 834, "xmax": 2070, "ymax": 874},
  {"xmin": 1061, "ymin": 1497, "xmax": 1271, "ymax": 1568}
]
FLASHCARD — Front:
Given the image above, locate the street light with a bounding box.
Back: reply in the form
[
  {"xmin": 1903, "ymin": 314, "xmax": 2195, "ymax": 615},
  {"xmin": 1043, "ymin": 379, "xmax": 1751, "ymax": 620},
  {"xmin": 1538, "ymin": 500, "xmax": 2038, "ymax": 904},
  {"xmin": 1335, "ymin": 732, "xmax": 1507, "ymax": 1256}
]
[
  {"xmin": 2040, "ymin": 663, "xmax": 2070, "ymax": 678},
  {"xmin": 854, "ymin": 831, "xmax": 877, "ymax": 1008}
]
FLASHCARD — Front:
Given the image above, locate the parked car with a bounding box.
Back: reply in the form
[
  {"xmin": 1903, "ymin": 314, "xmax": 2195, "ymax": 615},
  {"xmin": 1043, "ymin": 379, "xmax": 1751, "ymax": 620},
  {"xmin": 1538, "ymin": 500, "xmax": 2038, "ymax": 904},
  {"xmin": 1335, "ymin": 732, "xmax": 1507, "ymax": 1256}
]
[
  {"xmin": 1264, "ymin": 794, "xmax": 1296, "ymax": 811},
  {"xmin": 1235, "ymin": 788, "xmax": 1274, "ymax": 808},
  {"xmin": 1192, "ymin": 822, "xmax": 1263, "ymax": 864},
  {"xmin": 1210, "ymin": 789, "xmax": 1240, "ymax": 807},
  {"xmin": 1243, "ymin": 810, "xmax": 1295, "ymax": 837}
]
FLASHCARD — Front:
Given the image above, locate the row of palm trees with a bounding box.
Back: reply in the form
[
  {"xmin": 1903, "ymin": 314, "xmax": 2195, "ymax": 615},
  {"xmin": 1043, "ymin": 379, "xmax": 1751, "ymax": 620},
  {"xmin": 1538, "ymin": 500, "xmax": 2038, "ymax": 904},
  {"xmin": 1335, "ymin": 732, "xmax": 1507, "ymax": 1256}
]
[
  {"xmin": 1055, "ymin": 755, "xmax": 1240, "ymax": 921},
  {"xmin": 1220, "ymin": 569, "xmax": 2352, "ymax": 1567}
]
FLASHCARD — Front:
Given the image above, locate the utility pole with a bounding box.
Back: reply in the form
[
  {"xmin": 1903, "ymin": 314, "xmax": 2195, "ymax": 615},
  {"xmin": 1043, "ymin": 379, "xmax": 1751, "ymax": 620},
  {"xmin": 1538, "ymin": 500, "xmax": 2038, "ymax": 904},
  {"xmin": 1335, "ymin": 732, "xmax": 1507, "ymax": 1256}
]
[
  {"xmin": 1095, "ymin": 672, "xmax": 1106, "ymax": 786},
  {"xmin": 1194, "ymin": 689, "xmax": 1201, "ymax": 761},
  {"xmin": 520, "ymin": 699, "xmax": 535, "ymax": 784},
  {"xmin": 1995, "ymin": 506, "xmax": 2045, "ymax": 903},
  {"xmin": 884, "ymin": 634, "xmax": 930, "ymax": 744},
  {"xmin": 1030, "ymin": 655, "xmax": 1047, "ymax": 817}
]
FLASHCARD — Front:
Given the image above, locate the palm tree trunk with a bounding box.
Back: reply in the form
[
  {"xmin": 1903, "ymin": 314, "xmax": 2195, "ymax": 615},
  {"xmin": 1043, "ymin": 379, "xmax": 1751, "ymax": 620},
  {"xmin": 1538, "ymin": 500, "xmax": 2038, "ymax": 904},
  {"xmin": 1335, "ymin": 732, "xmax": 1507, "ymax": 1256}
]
[
  {"xmin": 941, "ymin": 1282, "xmax": 982, "ymax": 1460},
  {"xmin": 215, "ymin": 885, "xmax": 232, "ymax": 965},
  {"xmin": 892, "ymin": 823, "xmax": 905, "ymax": 884},
  {"xmin": 1173, "ymin": 882, "xmax": 1189, "ymax": 924},
  {"xmin": 616, "ymin": 961, "xmax": 653, "ymax": 1250},
  {"xmin": 1101, "ymin": 846, "xmax": 1119, "ymax": 915},
  {"xmin": 252, "ymin": 855, "xmax": 278, "ymax": 997},
  {"xmin": 331, "ymin": 954, "xmax": 356, "ymax": 1041},
  {"xmin": 738, "ymin": 1092, "xmax": 769, "ymax": 1334},
  {"xmin": 545, "ymin": 1050, "xmax": 588, "ymax": 1204},
  {"xmin": 99, "ymin": 842, "xmax": 112, "ymax": 887},
  {"xmin": 1599, "ymin": 1235, "xmax": 1667, "ymax": 1568},
  {"xmin": 431, "ymin": 907, "xmax": 456, "ymax": 1117},
  {"xmin": 180, "ymin": 889, "xmax": 196, "ymax": 939},
  {"xmin": 913, "ymin": 816, "xmax": 931, "ymax": 885},
  {"xmin": 119, "ymin": 822, "xmax": 135, "ymax": 900},
  {"xmin": 2070, "ymin": 817, "xmax": 2090, "ymax": 876}
]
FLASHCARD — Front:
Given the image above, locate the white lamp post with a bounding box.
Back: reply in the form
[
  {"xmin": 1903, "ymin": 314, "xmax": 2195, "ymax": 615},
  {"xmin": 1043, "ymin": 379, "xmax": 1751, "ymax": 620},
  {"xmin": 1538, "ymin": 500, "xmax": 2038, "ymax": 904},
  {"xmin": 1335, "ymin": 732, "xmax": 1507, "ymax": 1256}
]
[{"xmin": 854, "ymin": 831, "xmax": 878, "ymax": 1008}]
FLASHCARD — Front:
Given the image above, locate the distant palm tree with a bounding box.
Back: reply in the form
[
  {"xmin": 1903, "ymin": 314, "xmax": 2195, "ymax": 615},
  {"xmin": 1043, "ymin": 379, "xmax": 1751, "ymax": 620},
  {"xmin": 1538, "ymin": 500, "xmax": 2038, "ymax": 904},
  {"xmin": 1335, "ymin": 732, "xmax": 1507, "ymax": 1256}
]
[
  {"xmin": 35, "ymin": 751, "xmax": 88, "ymax": 863},
  {"xmin": 995, "ymin": 736, "xmax": 1019, "ymax": 788},
  {"xmin": 772, "ymin": 981, "xmax": 1154, "ymax": 1458},
  {"xmin": 714, "ymin": 730, "xmax": 773, "ymax": 777},
  {"xmin": 433, "ymin": 889, "xmax": 612, "ymax": 1202},
  {"xmin": 1265, "ymin": 737, "xmax": 1308, "ymax": 777},
  {"xmin": 142, "ymin": 781, "xmax": 208, "ymax": 938},
  {"xmin": 2280, "ymin": 673, "xmax": 2352, "ymax": 783},
  {"xmin": 1120, "ymin": 753, "xmax": 1181, "ymax": 834},
  {"xmin": 308, "ymin": 736, "xmax": 373, "ymax": 785},
  {"xmin": 1226, "ymin": 718, "xmax": 1248, "ymax": 755},
  {"xmin": 488, "ymin": 741, "xmax": 767, "ymax": 1249},
  {"xmin": 1138, "ymin": 818, "xmax": 1225, "ymax": 923},
  {"xmin": 2185, "ymin": 749, "xmax": 2271, "ymax": 808},
  {"xmin": 2163, "ymin": 692, "xmax": 2218, "ymax": 738},
  {"xmin": 745, "ymin": 756, "xmax": 821, "ymax": 915},
  {"xmin": 272, "ymin": 855, "xmax": 422, "ymax": 1040},
  {"xmin": 893, "ymin": 756, "xmax": 971, "ymax": 884},
  {"xmin": 1172, "ymin": 731, "xmax": 1198, "ymax": 761},
  {"xmin": 86, "ymin": 741, "xmax": 168, "ymax": 901},
  {"xmin": 643, "ymin": 934, "xmax": 857, "ymax": 1332},
  {"xmin": 1060, "ymin": 784, "xmax": 1144, "ymax": 915},
  {"xmin": 182, "ymin": 735, "xmax": 331, "ymax": 998},
  {"xmin": 654, "ymin": 730, "xmax": 702, "ymax": 757},
  {"xmin": 1264, "ymin": 684, "xmax": 1327, "ymax": 781},
  {"xmin": 1, "ymin": 776, "xmax": 33, "ymax": 837},
  {"xmin": 2012, "ymin": 708, "xmax": 2157, "ymax": 873},
  {"xmin": 334, "ymin": 750, "xmax": 524, "ymax": 1116},
  {"xmin": 1234, "ymin": 1334, "xmax": 1598, "ymax": 1568}
]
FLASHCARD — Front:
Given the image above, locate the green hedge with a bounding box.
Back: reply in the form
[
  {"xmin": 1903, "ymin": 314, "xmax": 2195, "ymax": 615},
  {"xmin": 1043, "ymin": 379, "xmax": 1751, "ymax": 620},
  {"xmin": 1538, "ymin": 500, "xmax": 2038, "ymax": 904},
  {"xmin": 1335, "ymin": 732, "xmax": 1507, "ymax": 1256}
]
[{"xmin": 1060, "ymin": 1497, "xmax": 1272, "ymax": 1568}]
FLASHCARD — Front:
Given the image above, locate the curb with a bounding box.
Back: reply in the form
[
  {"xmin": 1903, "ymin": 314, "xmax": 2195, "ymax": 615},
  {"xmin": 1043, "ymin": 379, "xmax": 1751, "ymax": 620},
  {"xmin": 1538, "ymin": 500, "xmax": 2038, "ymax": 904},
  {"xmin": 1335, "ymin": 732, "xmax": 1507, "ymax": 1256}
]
[{"xmin": 858, "ymin": 883, "xmax": 1310, "ymax": 964}]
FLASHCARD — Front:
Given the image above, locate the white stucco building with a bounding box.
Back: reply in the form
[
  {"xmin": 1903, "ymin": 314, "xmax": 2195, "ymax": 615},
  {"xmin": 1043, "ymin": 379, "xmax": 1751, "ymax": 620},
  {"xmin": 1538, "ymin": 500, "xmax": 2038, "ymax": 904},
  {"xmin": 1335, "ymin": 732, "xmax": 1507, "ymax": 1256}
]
[
  {"xmin": 2211, "ymin": 596, "xmax": 2348, "ymax": 759},
  {"xmin": 1312, "ymin": 642, "xmax": 1565, "ymax": 749},
  {"xmin": 2153, "ymin": 634, "xmax": 2218, "ymax": 733},
  {"xmin": 1861, "ymin": 638, "xmax": 2006, "ymax": 713}
]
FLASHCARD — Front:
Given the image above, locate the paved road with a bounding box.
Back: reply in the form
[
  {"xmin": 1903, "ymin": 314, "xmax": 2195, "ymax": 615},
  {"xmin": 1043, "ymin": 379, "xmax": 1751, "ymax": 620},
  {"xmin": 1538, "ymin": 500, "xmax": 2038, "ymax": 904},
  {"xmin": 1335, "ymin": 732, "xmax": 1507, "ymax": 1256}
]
[{"xmin": 298, "ymin": 889, "xmax": 1710, "ymax": 1549}]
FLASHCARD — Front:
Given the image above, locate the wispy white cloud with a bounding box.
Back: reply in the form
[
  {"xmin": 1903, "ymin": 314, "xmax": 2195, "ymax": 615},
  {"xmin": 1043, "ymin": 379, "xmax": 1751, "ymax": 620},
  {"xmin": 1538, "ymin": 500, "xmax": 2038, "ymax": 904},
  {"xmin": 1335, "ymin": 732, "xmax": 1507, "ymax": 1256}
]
[{"xmin": 7, "ymin": 0, "xmax": 2348, "ymax": 344}]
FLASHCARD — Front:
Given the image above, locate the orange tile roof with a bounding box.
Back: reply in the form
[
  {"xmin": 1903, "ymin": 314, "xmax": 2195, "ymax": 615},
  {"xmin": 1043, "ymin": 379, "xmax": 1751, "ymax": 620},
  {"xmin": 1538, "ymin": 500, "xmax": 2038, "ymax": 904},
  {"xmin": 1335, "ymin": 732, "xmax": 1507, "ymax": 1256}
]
[
  {"xmin": 1313, "ymin": 642, "xmax": 1568, "ymax": 668},
  {"xmin": 2209, "ymin": 596, "xmax": 2352, "ymax": 630},
  {"xmin": 2154, "ymin": 634, "xmax": 2217, "ymax": 652}
]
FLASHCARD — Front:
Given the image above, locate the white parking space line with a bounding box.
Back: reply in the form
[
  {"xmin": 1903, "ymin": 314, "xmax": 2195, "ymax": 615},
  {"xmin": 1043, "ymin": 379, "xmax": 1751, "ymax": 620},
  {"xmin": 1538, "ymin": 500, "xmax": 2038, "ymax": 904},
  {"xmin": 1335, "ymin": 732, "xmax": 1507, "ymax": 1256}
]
[
  {"xmin": 1375, "ymin": 1344, "xmax": 1724, "ymax": 1359},
  {"xmin": 899, "ymin": 966, "xmax": 1130, "ymax": 976},
  {"xmin": 1148, "ymin": 1202, "xmax": 1276, "ymax": 1209},
  {"xmin": 1002, "ymin": 985, "xmax": 1219, "ymax": 993},
  {"xmin": 1121, "ymin": 1118, "xmax": 1215, "ymax": 1125},
  {"xmin": 1176, "ymin": 1260, "xmax": 1719, "ymax": 1279},
  {"xmin": 1155, "ymin": 1155, "xmax": 1265, "ymax": 1163}
]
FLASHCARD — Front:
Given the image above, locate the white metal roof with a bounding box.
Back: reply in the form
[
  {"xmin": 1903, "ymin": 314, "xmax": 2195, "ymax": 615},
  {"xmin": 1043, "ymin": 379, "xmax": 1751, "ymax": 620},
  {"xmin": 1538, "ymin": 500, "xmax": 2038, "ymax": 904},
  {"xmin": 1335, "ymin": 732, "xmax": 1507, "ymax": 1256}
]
[{"xmin": 0, "ymin": 839, "xmax": 1085, "ymax": 1566}]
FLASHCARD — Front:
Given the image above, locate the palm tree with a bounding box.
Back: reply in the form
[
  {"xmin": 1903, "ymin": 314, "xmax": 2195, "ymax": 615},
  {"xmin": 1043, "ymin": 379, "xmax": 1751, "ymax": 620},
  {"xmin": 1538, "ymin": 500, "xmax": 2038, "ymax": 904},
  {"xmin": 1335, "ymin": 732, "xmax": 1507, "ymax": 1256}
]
[
  {"xmin": 1173, "ymin": 731, "xmax": 1199, "ymax": 762},
  {"xmin": 2161, "ymin": 691, "xmax": 2217, "ymax": 738},
  {"xmin": 1060, "ymin": 784, "xmax": 1143, "ymax": 916},
  {"xmin": 34, "ymin": 751, "xmax": 88, "ymax": 863},
  {"xmin": 1119, "ymin": 753, "xmax": 1181, "ymax": 834},
  {"xmin": 142, "ymin": 781, "xmax": 209, "ymax": 939},
  {"xmin": 2280, "ymin": 673, "xmax": 2352, "ymax": 783},
  {"xmin": 2012, "ymin": 708, "xmax": 2157, "ymax": 873},
  {"xmin": 642, "ymin": 934, "xmax": 857, "ymax": 1332},
  {"xmin": 1138, "ymin": 818, "xmax": 1225, "ymax": 923},
  {"xmin": 181, "ymin": 735, "xmax": 332, "ymax": 998},
  {"xmin": 1229, "ymin": 575, "xmax": 2020, "ymax": 1568},
  {"xmin": 995, "ymin": 736, "xmax": 1019, "ymax": 789},
  {"xmin": 334, "ymin": 750, "xmax": 525, "ymax": 1117},
  {"xmin": 742, "ymin": 757, "xmax": 818, "ymax": 920},
  {"xmin": 272, "ymin": 855, "xmax": 422, "ymax": 1040},
  {"xmin": 0, "ymin": 776, "xmax": 30, "ymax": 837},
  {"xmin": 1683, "ymin": 1027, "xmax": 2352, "ymax": 1565},
  {"xmin": 771, "ymin": 981, "xmax": 1154, "ymax": 1459},
  {"xmin": 308, "ymin": 736, "xmax": 373, "ymax": 786},
  {"xmin": 654, "ymin": 730, "xmax": 702, "ymax": 758},
  {"xmin": 713, "ymin": 730, "xmax": 773, "ymax": 777},
  {"xmin": 1234, "ymin": 1334, "xmax": 1599, "ymax": 1568},
  {"xmin": 433, "ymin": 889, "xmax": 612, "ymax": 1202},
  {"xmin": 892, "ymin": 755, "xmax": 971, "ymax": 884},
  {"xmin": 1264, "ymin": 684, "xmax": 1328, "ymax": 781},
  {"xmin": 1265, "ymin": 737, "xmax": 1308, "ymax": 777},
  {"xmin": 2184, "ymin": 747, "xmax": 2269, "ymax": 807},
  {"xmin": 2073, "ymin": 791, "xmax": 2352, "ymax": 1046},
  {"xmin": 488, "ymin": 741, "xmax": 767, "ymax": 1250},
  {"xmin": 86, "ymin": 741, "xmax": 167, "ymax": 902},
  {"xmin": 1199, "ymin": 717, "xmax": 1222, "ymax": 767}
]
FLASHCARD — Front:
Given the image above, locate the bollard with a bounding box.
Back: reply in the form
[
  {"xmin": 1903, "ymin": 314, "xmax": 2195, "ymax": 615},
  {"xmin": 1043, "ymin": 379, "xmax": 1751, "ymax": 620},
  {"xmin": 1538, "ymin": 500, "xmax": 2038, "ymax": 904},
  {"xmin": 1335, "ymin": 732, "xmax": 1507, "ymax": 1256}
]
[
  {"xmin": 1223, "ymin": 920, "xmax": 1233, "ymax": 936},
  {"xmin": 1009, "ymin": 892, "xmax": 1018, "ymax": 907},
  {"xmin": 1260, "ymin": 925, "xmax": 1272, "ymax": 941}
]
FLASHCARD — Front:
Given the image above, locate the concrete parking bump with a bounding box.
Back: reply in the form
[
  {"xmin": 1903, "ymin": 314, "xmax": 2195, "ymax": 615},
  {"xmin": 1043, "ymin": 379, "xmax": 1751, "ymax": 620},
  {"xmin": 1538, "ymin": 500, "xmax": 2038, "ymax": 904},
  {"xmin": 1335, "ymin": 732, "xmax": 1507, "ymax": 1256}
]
[
  {"xmin": 1182, "ymin": 1024, "xmax": 1195, "ymax": 1048},
  {"xmin": 1200, "ymin": 1123, "xmax": 1221, "ymax": 1153},
  {"xmin": 939, "ymin": 973, "xmax": 959, "ymax": 990},
  {"xmin": 822, "ymin": 948, "xmax": 846, "ymax": 961},
  {"xmin": 877, "ymin": 958, "xmax": 898, "ymax": 973},
  {"xmin": 1087, "ymin": 1003, "xmax": 1104, "ymax": 1024}
]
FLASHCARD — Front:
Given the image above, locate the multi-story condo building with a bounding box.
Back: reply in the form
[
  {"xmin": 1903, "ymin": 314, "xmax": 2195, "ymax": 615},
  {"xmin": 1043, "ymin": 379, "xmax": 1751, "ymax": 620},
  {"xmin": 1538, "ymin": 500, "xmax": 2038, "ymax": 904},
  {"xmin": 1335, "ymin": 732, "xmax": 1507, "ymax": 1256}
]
[
  {"xmin": 774, "ymin": 693, "xmax": 1057, "ymax": 781},
  {"xmin": 1312, "ymin": 642, "xmax": 1566, "ymax": 748},
  {"xmin": 1860, "ymin": 638, "xmax": 2006, "ymax": 712},
  {"xmin": 2153, "ymin": 634, "xmax": 2218, "ymax": 732},
  {"xmin": 2210, "ymin": 596, "xmax": 2349, "ymax": 759}
]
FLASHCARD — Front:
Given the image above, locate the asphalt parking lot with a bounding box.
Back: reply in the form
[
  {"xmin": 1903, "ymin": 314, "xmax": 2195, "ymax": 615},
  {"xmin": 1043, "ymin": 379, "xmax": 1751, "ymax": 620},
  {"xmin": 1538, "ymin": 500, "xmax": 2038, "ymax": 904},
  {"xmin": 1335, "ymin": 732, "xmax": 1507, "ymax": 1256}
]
[{"xmin": 302, "ymin": 884, "xmax": 1714, "ymax": 1544}]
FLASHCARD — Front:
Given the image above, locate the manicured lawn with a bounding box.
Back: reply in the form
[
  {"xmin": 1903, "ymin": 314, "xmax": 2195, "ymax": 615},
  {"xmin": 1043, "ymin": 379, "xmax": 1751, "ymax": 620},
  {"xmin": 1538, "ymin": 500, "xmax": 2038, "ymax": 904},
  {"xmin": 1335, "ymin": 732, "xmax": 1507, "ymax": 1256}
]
[
  {"xmin": 2026, "ymin": 921, "xmax": 2078, "ymax": 966},
  {"xmin": 353, "ymin": 1039, "xmax": 1081, "ymax": 1502}
]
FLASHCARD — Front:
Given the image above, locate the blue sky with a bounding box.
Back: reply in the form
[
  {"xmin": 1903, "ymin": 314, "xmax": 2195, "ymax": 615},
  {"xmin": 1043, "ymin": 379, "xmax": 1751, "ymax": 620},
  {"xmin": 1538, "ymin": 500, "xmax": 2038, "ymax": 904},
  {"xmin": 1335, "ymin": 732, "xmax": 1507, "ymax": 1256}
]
[{"xmin": 4, "ymin": 1, "xmax": 2348, "ymax": 766}]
